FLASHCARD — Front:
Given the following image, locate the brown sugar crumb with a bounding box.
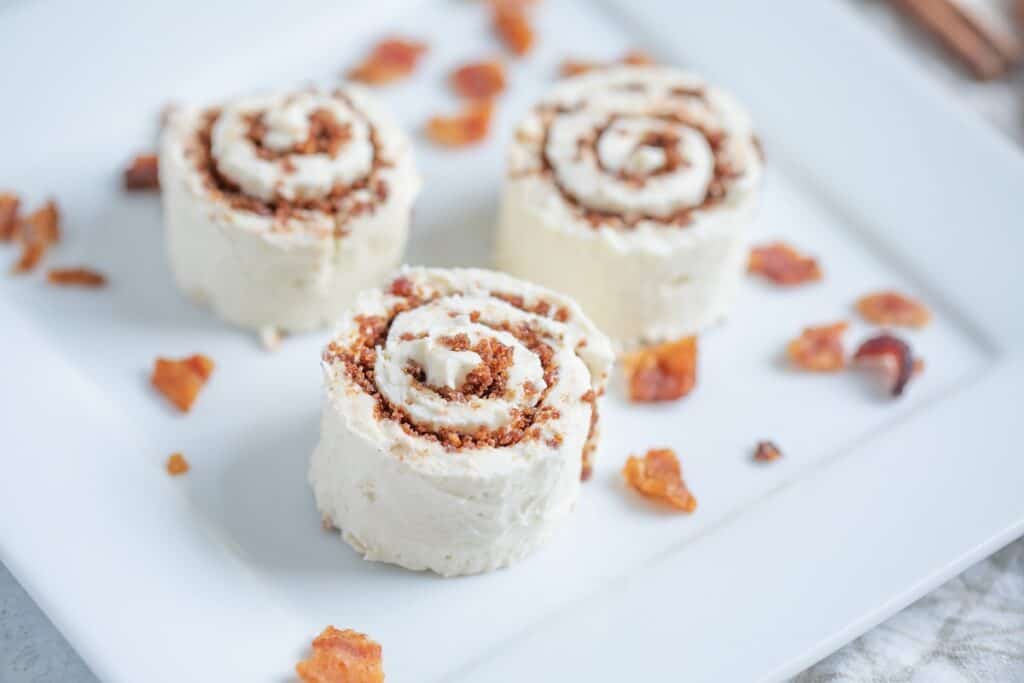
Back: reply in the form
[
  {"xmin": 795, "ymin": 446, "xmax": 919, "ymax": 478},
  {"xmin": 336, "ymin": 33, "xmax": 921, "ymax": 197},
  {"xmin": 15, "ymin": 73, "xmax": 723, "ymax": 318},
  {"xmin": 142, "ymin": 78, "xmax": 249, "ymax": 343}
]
[
  {"xmin": 622, "ymin": 448, "xmax": 697, "ymax": 512},
  {"xmin": 623, "ymin": 336, "xmax": 697, "ymax": 403},
  {"xmin": 853, "ymin": 333, "xmax": 918, "ymax": 397},
  {"xmin": 296, "ymin": 626, "xmax": 384, "ymax": 683},
  {"xmin": 856, "ymin": 290, "xmax": 931, "ymax": 328},
  {"xmin": 492, "ymin": 0, "xmax": 535, "ymax": 56},
  {"xmin": 165, "ymin": 452, "xmax": 190, "ymax": 476},
  {"xmin": 426, "ymin": 100, "xmax": 494, "ymax": 147},
  {"xmin": 434, "ymin": 334, "xmax": 514, "ymax": 399},
  {"xmin": 787, "ymin": 322, "xmax": 848, "ymax": 372},
  {"xmin": 452, "ymin": 60, "xmax": 507, "ymax": 100},
  {"xmin": 0, "ymin": 192, "xmax": 20, "ymax": 241},
  {"xmin": 124, "ymin": 153, "xmax": 160, "ymax": 191},
  {"xmin": 12, "ymin": 200, "xmax": 60, "ymax": 274},
  {"xmin": 47, "ymin": 267, "xmax": 107, "ymax": 288},
  {"xmin": 754, "ymin": 441, "xmax": 782, "ymax": 462},
  {"xmin": 748, "ymin": 241, "xmax": 822, "ymax": 286},
  {"xmin": 559, "ymin": 50, "xmax": 654, "ymax": 78},
  {"xmin": 151, "ymin": 354, "xmax": 215, "ymax": 412},
  {"xmin": 348, "ymin": 37, "xmax": 428, "ymax": 85}
]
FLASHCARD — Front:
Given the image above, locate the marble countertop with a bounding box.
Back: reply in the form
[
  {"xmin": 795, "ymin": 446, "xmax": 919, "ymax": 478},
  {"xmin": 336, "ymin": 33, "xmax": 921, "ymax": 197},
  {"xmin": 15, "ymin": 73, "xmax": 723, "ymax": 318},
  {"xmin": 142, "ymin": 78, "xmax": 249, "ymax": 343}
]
[{"xmin": 2, "ymin": 1, "xmax": 1022, "ymax": 681}]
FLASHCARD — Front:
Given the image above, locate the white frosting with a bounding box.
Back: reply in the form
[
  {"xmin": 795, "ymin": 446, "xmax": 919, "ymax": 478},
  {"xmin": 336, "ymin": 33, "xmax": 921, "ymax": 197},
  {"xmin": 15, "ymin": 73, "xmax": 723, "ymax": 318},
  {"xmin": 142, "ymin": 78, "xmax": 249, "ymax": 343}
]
[
  {"xmin": 496, "ymin": 66, "xmax": 763, "ymax": 350},
  {"xmin": 159, "ymin": 86, "xmax": 420, "ymax": 333},
  {"xmin": 309, "ymin": 267, "xmax": 614, "ymax": 577}
]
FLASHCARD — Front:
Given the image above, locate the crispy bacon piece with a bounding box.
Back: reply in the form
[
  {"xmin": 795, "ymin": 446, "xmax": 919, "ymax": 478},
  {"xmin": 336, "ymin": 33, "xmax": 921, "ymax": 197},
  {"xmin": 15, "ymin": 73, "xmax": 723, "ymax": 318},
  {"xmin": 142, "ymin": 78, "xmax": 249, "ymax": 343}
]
[
  {"xmin": 787, "ymin": 322, "xmax": 848, "ymax": 372},
  {"xmin": 622, "ymin": 448, "xmax": 697, "ymax": 512},
  {"xmin": 559, "ymin": 50, "xmax": 655, "ymax": 78},
  {"xmin": 0, "ymin": 192, "xmax": 19, "ymax": 241},
  {"xmin": 853, "ymin": 333, "xmax": 918, "ymax": 397},
  {"xmin": 748, "ymin": 241, "xmax": 822, "ymax": 286},
  {"xmin": 623, "ymin": 336, "xmax": 697, "ymax": 403},
  {"xmin": 348, "ymin": 37, "xmax": 428, "ymax": 85},
  {"xmin": 451, "ymin": 60, "xmax": 506, "ymax": 99},
  {"xmin": 124, "ymin": 153, "xmax": 160, "ymax": 191},
  {"xmin": 620, "ymin": 49, "xmax": 654, "ymax": 66},
  {"xmin": 12, "ymin": 200, "xmax": 60, "ymax": 273},
  {"xmin": 426, "ymin": 100, "xmax": 494, "ymax": 147},
  {"xmin": 492, "ymin": 0, "xmax": 535, "ymax": 56},
  {"xmin": 754, "ymin": 441, "xmax": 782, "ymax": 462},
  {"xmin": 856, "ymin": 290, "xmax": 931, "ymax": 328},
  {"xmin": 165, "ymin": 453, "xmax": 190, "ymax": 476},
  {"xmin": 295, "ymin": 627, "xmax": 384, "ymax": 683},
  {"xmin": 151, "ymin": 354, "xmax": 215, "ymax": 412},
  {"xmin": 47, "ymin": 267, "xmax": 107, "ymax": 288}
]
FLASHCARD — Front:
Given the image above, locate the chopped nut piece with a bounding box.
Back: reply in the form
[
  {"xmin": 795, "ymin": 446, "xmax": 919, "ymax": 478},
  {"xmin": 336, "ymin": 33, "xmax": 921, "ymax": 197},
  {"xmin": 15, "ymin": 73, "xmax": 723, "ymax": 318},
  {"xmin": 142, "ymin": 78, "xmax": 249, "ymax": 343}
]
[
  {"xmin": 0, "ymin": 192, "xmax": 19, "ymax": 241},
  {"xmin": 151, "ymin": 354, "xmax": 215, "ymax": 412},
  {"xmin": 856, "ymin": 290, "xmax": 931, "ymax": 328},
  {"xmin": 623, "ymin": 336, "xmax": 697, "ymax": 403},
  {"xmin": 12, "ymin": 200, "xmax": 60, "ymax": 274},
  {"xmin": 165, "ymin": 453, "xmax": 190, "ymax": 476},
  {"xmin": 124, "ymin": 153, "xmax": 160, "ymax": 191},
  {"xmin": 451, "ymin": 60, "xmax": 506, "ymax": 99},
  {"xmin": 622, "ymin": 448, "xmax": 697, "ymax": 512},
  {"xmin": 853, "ymin": 333, "xmax": 918, "ymax": 397},
  {"xmin": 748, "ymin": 241, "xmax": 822, "ymax": 286},
  {"xmin": 47, "ymin": 267, "xmax": 107, "ymax": 288},
  {"xmin": 348, "ymin": 37, "xmax": 428, "ymax": 85},
  {"xmin": 492, "ymin": 0, "xmax": 535, "ymax": 56},
  {"xmin": 787, "ymin": 322, "xmax": 848, "ymax": 372},
  {"xmin": 426, "ymin": 100, "xmax": 494, "ymax": 147},
  {"xmin": 754, "ymin": 441, "xmax": 782, "ymax": 462},
  {"xmin": 296, "ymin": 627, "xmax": 384, "ymax": 683}
]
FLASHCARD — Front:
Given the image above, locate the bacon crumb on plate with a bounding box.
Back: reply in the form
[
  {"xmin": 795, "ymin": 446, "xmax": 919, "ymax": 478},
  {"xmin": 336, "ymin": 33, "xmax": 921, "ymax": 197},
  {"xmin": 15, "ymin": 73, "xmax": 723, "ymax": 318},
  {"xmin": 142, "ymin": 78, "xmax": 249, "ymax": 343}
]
[
  {"xmin": 754, "ymin": 441, "xmax": 782, "ymax": 462},
  {"xmin": 296, "ymin": 626, "xmax": 384, "ymax": 683},
  {"xmin": 124, "ymin": 153, "xmax": 160, "ymax": 191},
  {"xmin": 12, "ymin": 200, "xmax": 60, "ymax": 274},
  {"xmin": 0, "ymin": 192, "xmax": 20, "ymax": 241},
  {"xmin": 47, "ymin": 267, "xmax": 107, "ymax": 288},
  {"xmin": 348, "ymin": 37, "xmax": 428, "ymax": 85},
  {"xmin": 492, "ymin": 0, "xmax": 535, "ymax": 56},
  {"xmin": 623, "ymin": 336, "xmax": 697, "ymax": 403},
  {"xmin": 451, "ymin": 60, "xmax": 506, "ymax": 99},
  {"xmin": 748, "ymin": 241, "xmax": 822, "ymax": 286},
  {"xmin": 151, "ymin": 354, "xmax": 215, "ymax": 413},
  {"xmin": 853, "ymin": 332, "xmax": 919, "ymax": 397},
  {"xmin": 856, "ymin": 290, "xmax": 931, "ymax": 328},
  {"xmin": 165, "ymin": 453, "xmax": 190, "ymax": 476},
  {"xmin": 622, "ymin": 448, "xmax": 697, "ymax": 513},
  {"xmin": 787, "ymin": 322, "xmax": 848, "ymax": 372},
  {"xmin": 426, "ymin": 100, "xmax": 495, "ymax": 147}
]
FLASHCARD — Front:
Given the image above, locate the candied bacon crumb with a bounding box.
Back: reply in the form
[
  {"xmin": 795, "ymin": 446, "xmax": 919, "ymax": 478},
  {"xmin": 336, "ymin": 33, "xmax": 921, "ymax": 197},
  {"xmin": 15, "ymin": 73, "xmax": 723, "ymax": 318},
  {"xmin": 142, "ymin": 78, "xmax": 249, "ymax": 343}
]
[
  {"xmin": 620, "ymin": 49, "xmax": 654, "ymax": 66},
  {"xmin": 0, "ymin": 192, "xmax": 19, "ymax": 242},
  {"xmin": 452, "ymin": 60, "xmax": 507, "ymax": 99},
  {"xmin": 853, "ymin": 333, "xmax": 918, "ymax": 397},
  {"xmin": 622, "ymin": 448, "xmax": 697, "ymax": 512},
  {"xmin": 623, "ymin": 336, "xmax": 697, "ymax": 403},
  {"xmin": 124, "ymin": 153, "xmax": 160, "ymax": 191},
  {"xmin": 296, "ymin": 626, "xmax": 384, "ymax": 683},
  {"xmin": 47, "ymin": 267, "xmax": 107, "ymax": 288},
  {"xmin": 12, "ymin": 200, "xmax": 60, "ymax": 273},
  {"xmin": 151, "ymin": 354, "xmax": 215, "ymax": 412},
  {"xmin": 388, "ymin": 276, "xmax": 415, "ymax": 297},
  {"xmin": 754, "ymin": 441, "xmax": 782, "ymax": 462},
  {"xmin": 492, "ymin": 0, "xmax": 535, "ymax": 56},
  {"xmin": 165, "ymin": 453, "xmax": 190, "ymax": 476},
  {"xmin": 426, "ymin": 100, "xmax": 494, "ymax": 147},
  {"xmin": 856, "ymin": 290, "xmax": 931, "ymax": 328},
  {"xmin": 348, "ymin": 37, "xmax": 428, "ymax": 85},
  {"xmin": 748, "ymin": 241, "xmax": 822, "ymax": 286},
  {"xmin": 787, "ymin": 322, "xmax": 848, "ymax": 372}
]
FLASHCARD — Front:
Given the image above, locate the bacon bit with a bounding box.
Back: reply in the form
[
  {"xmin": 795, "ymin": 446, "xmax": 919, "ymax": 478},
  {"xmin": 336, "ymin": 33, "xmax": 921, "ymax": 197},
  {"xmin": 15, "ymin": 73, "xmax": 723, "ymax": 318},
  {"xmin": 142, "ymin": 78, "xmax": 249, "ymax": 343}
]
[
  {"xmin": 426, "ymin": 100, "xmax": 494, "ymax": 147},
  {"xmin": 151, "ymin": 354, "xmax": 215, "ymax": 412},
  {"xmin": 348, "ymin": 37, "xmax": 428, "ymax": 85},
  {"xmin": 623, "ymin": 336, "xmax": 697, "ymax": 403},
  {"xmin": 165, "ymin": 453, "xmax": 190, "ymax": 476},
  {"xmin": 622, "ymin": 448, "xmax": 697, "ymax": 512},
  {"xmin": 388, "ymin": 276, "xmax": 414, "ymax": 297},
  {"xmin": 492, "ymin": 0, "xmax": 535, "ymax": 56},
  {"xmin": 559, "ymin": 50, "xmax": 655, "ymax": 78},
  {"xmin": 559, "ymin": 59, "xmax": 599, "ymax": 78},
  {"xmin": 748, "ymin": 241, "xmax": 822, "ymax": 286},
  {"xmin": 124, "ymin": 153, "xmax": 160, "ymax": 191},
  {"xmin": 47, "ymin": 267, "xmax": 107, "ymax": 288},
  {"xmin": 853, "ymin": 333, "xmax": 918, "ymax": 397},
  {"xmin": 787, "ymin": 322, "xmax": 848, "ymax": 372},
  {"xmin": 856, "ymin": 290, "xmax": 931, "ymax": 328},
  {"xmin": 754, "ymin": 441, "xmax": 782, "ymax": 462},
  {"xmin": 0, "ymin": 192, "xmax": 19, "ymax": 241},
  {"xmin": 621, "ymin": 49, "xmax": 655, "ymax": 66},
  {"xmin": 12, "ymin": 200, "xmax": 60, "ymax": 274},
  {"xmin": 295, "ymin": 627, "xmax": 384, "ymax": 683},
  {"xmin": 451, "ymin": 60, "xmax": 506, "ymax": 99}
]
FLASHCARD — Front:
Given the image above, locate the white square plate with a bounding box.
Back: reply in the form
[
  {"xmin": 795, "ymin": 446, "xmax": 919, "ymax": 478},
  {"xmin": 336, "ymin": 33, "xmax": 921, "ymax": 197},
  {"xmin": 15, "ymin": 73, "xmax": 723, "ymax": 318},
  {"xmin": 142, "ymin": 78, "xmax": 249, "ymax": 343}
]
[{"xmin": 1, "ymin": 1, "xmax": 1022, "ymax": 681}]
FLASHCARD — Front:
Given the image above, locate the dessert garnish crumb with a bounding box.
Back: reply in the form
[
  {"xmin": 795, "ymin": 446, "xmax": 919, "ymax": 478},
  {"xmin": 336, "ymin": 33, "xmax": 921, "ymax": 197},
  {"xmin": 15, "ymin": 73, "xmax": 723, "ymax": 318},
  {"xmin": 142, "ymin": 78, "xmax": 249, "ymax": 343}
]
[
  {"xmin": 12, "ymin": 200, "xmax": 60, "ymax": 274},
  {"xmin": 426, "ymin": 100, "xmax": 494, "ymax": 147},
  {"xmin": 748, "ymin": 241, "xmax": 822, "ymax": 286},
  {"xmin": 47, "ymin": 267, "xmax": 107, "ymax": 288},
  {"xmin": 754, "ymin": 441, "xmax": 782, "ymax": 462},
  {"xmin": 0, "ymin": 192, "xmax": 20, "ymax": 242},
  {"xmin": 151, "ymin": 354, "xmax": 215, "ymax": 412},
  {"xmin": 853, "ymin": 333, "xmax": 919, "ymax": 397},
  {"xmin": 124, "ymin": 154, "xmax": 160, "ymax": 191},
  {"xmin": 623, "ymin": 336, "xmax": 697, "ymax": 403},
  {"xmin": 492, "ymin": 0, "xmax": 535, "ymax": 56},
  {"xmin": 348, "ymin": 37, "xmax": 428, "ymax": 85},
  {"xmin": 622, "ymin": 448, "xmax": 697, "ymax": 512},
  {"xmin": 452, "ymin": 60, "xmax": 506, "ymax": 99},
  {"xmin": 295, "ymin": 626, "xmax": 384, "ymax": 683},
  {"xmin": 856, "ymin": 290, "xmax": 931, "ymax": 328},
  {"xmin": 165, "ymin": 452, "xmax": 190, "ymax": 476},
  {"xmin": 559, "ymin": 49, "xmax": 654, "ymax": 77},
  {"xmin": 787, "ymin": 322, "xmax": 848, "ymax": 372}
]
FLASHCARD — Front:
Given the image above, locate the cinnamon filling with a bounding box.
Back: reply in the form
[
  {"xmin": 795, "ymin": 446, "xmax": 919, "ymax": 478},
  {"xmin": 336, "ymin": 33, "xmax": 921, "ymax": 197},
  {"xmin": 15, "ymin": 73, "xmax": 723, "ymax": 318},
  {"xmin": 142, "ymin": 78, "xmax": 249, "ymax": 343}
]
[{"xmin": 245, "ymin": 108, "xmax": 353, "ymax": 159}]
